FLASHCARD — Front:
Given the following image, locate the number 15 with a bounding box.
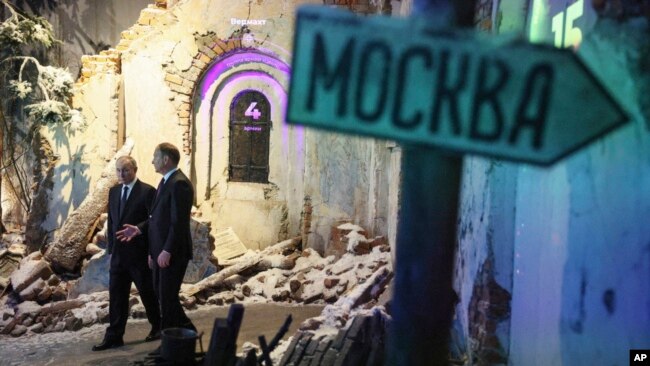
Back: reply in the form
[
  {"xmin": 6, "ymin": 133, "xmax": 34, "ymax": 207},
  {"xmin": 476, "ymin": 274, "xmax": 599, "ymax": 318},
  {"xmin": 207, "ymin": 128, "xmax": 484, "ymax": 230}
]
[{"xmin": 551, "ymin": 0, "xmax": 583, "ymax": 49}]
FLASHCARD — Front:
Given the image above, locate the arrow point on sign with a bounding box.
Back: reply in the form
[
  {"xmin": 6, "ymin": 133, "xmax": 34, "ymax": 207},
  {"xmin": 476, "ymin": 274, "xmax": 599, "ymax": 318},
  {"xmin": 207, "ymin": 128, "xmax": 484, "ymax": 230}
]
[{"xmin": 539, "ymin": 49, "xmax": 630, "ymax": 165}]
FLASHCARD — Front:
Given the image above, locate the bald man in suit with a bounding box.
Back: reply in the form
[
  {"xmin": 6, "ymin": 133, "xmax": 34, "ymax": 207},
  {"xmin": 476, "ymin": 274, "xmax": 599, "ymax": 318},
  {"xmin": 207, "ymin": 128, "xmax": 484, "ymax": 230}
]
[{"xmin": 93, "ymin": 156, "xmax": 160, "ymax": 351}]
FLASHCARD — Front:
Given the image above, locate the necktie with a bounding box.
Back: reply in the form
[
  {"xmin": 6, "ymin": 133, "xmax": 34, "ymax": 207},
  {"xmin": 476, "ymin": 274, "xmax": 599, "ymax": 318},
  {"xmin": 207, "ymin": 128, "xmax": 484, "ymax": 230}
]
[
  {"xmin": 155, "ymin": 178, "xmax": 165, "ymax": 198},
  {"xmin": 119, "ymin": 186, "xmax": 128, "ymax": 216}
]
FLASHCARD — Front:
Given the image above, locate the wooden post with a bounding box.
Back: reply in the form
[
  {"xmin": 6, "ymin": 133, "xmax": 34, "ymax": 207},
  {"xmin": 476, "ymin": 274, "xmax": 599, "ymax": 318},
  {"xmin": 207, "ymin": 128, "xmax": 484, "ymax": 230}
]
[
  {"xmin": 387, "ymin": 1, "xmax": 475, "ymax": 365},
  {"xmin": 203, "ymin": 318, "xmax": 231, "ymax": 366},
  {"xmin": 387, "ymin": 149, "xmax": 462, "ymax": 365}
]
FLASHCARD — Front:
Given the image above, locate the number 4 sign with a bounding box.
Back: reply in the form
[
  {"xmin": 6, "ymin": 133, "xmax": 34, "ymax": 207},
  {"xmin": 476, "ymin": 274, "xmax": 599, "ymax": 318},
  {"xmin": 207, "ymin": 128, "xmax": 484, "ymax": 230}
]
[{"xmin": 245, "ymin": 102, "xmax": 262, "ymax": 120}]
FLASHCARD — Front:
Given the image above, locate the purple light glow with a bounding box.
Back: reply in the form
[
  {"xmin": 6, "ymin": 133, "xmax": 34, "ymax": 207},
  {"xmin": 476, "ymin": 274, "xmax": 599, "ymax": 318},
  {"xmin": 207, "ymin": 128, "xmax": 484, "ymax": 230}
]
[
  {"xmin": 195, "ymin": 50, "xmax": 304, "ymax": 184},
  {"xmin": 213, "ymin": 70, "xmax": 299, "ymax": 157},
  {"xmin": 198, "ymin": 51, "xmax": 290, "ymax": 99}
]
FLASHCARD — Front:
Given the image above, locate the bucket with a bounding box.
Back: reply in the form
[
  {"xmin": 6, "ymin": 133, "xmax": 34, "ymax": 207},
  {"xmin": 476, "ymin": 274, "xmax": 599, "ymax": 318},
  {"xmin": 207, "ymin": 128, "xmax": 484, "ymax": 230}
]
[{"xmin": 161, "ymin": 327, "xmax": 203, "ymax": 362}]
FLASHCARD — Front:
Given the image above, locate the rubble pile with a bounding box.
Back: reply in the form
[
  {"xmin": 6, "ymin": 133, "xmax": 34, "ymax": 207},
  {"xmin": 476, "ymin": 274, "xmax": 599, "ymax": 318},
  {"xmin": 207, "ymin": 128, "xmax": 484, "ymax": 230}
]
[
  {"xmin": 0, "ymin": 248, "xmax": 103, "ymax": 337},
  {"xmin": 187, "ymin": 241, "xmax": 391, "ymax": 308},
  {"xmin": 276, "ymin": 307, "xmax": 390, "ymax": 366},
  {"xmin": 0, "ymin": 294, "xmax": 108, "ymax": 337},
  {"xmin": 2, "ymin": 251, "xmax": 69, "ymax": 303},
  {"xmin": 0, "ymin": 231, "xmax": 27, "ymax": 291},
  {"xmin": 239, "ymin": 239, "xmax": 393, "ymax": 366},
  {"xmin": 230, "ymin": 223, "xmax": 394, "ymax": 365},
  {"xmin": 0, "ymin": 222, "xmax": 393, "ymax": 341}
]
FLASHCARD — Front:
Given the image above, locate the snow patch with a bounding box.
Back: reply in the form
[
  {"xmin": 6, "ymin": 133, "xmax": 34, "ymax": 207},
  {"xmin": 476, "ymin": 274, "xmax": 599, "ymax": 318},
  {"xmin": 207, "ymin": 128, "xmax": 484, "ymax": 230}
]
[
  {"xmin": 345, "ymin": 230, "xmax": 368, "ymax": 252},
  {"xmin": 336, "ymin": 223, "xmax": 365, "ymax": 232}
]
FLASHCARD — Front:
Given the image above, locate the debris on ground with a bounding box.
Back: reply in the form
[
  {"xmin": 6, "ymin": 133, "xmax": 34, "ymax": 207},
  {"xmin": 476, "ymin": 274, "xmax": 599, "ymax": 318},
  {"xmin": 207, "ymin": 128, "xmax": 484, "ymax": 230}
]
[{"xmin": 0, "ymin": 220, "xmax": 394, "ymax": 360}]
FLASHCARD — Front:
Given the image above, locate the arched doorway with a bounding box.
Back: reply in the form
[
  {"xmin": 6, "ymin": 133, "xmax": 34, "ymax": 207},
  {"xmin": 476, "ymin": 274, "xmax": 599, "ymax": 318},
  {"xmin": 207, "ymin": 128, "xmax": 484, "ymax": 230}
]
[{"xmin": 190, "ymin": 50, "xmax": 305, "ymax": 249}]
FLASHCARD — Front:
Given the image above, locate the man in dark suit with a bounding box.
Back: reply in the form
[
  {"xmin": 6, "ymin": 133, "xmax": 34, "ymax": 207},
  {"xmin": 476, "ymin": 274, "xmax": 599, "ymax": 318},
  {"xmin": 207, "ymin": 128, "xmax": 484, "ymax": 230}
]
[
  {"xmin": 92, "ymin": 156, "xmax": 161, "ymax": 351},
  {"xmin": 118, "ymin": 143, "xmax": 196, "ymax": 334}
]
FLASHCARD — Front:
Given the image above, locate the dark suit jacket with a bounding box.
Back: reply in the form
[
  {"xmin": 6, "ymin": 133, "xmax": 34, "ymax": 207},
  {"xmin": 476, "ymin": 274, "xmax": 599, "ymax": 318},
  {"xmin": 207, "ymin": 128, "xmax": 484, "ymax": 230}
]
[
  {"xmin": 141, "ymin": 169, "xmax": 194, "ymax": 262},
  {"xmin": 107, "ymin": 179, "xmax": 156, "ymax": 268}
]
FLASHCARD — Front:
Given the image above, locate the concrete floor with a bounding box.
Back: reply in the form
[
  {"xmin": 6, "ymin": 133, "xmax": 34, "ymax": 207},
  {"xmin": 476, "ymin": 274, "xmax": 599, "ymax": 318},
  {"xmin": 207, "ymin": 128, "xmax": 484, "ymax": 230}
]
[{"xmin": 0, "ymin": 303, "xmax": 324, "ymax": 365}]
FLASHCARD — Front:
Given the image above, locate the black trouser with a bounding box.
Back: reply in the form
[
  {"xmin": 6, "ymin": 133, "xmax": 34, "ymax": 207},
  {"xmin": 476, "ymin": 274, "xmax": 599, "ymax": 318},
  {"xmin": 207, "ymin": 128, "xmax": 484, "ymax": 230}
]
[
  {"xmin": 106, "ymin": 263, "xmax": 160, "ymax": 340},
  {"xmin": 152, "ymin": 257, "xmax": 195, "ymax": 331}
]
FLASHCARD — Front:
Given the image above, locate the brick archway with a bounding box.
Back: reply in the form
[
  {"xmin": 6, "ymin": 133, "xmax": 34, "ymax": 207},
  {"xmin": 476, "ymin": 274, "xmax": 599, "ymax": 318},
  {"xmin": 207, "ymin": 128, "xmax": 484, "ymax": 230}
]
[{"xmin": 161, "ymin": 32, "xmax": 265, "ymax": 156}]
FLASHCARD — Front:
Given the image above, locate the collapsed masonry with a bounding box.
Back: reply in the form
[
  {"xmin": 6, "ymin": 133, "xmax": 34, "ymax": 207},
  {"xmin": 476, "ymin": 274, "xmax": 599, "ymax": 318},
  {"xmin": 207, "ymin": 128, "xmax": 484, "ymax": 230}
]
[{"xmin": 0, "ymin": 222, "xmax": 393, "ymax": 366}]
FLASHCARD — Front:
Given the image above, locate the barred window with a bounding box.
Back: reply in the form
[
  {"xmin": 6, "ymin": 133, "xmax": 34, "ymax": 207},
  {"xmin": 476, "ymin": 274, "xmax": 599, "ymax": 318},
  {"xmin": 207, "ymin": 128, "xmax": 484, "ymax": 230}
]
[{"xmin": 229, "ymin": 90, "xmax": 271, "ymax": 183}]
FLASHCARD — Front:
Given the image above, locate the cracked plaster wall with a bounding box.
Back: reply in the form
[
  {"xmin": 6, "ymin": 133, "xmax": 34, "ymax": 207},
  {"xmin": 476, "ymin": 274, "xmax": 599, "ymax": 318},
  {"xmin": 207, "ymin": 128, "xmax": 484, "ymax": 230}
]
[
  {"xmin": 303, "ymin": 132, "xmax": 396, "ymax": 254},
  {"xmin": 454, "ymin": 9, "xmax": 650, "ymax": 365},
  {"xmin": 508, "ymin": 19, "xmax": 650, "ymax": 365},
  {"xmin": 119, "ymin": 0, "xmax": 314, "ymax": 250},
  {"xmin": 41, "ymin": 73, "xmax": 120, "ymax": 236},
  {"xmin": 116, "ymin": 0, "xmax": 396, "ymax": 252},
  {"xmin": 38, "ymin": 0, "xmax": 398, "ymax": 255}
]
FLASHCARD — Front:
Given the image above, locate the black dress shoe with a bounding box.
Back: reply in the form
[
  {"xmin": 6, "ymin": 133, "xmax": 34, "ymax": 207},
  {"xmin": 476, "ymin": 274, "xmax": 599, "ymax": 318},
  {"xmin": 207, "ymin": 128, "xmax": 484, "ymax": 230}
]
[
  {"xmin": 145, "ymin": 330, "xmax": 161, "ymax": 342},
  {"xmin": 92, "ymin": 338, "xmax": 124, "ymax": 351}
]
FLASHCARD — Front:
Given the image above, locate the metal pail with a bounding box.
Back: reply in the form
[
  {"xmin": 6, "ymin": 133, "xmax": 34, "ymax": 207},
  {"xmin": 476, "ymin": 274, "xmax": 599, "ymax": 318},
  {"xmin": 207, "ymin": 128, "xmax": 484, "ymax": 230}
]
[{"xmin": 161, "ymin": 327, "xmax": 200, "ymax": 362}]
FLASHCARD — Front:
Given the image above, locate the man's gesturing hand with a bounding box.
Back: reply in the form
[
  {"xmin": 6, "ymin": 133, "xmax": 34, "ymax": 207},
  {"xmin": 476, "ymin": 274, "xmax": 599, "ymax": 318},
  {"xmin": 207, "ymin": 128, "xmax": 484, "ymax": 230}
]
[{"xmin": 116, "ymin": 224, "xmax": 140, "ymax": 242}]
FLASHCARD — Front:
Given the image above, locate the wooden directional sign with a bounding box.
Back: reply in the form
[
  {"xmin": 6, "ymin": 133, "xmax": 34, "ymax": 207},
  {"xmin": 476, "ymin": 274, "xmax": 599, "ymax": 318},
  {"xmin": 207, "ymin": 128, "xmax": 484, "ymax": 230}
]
[{"xmin": 287, "ymin": 6, "xmax": 628, "ymax": 166}]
